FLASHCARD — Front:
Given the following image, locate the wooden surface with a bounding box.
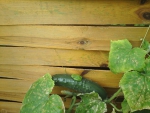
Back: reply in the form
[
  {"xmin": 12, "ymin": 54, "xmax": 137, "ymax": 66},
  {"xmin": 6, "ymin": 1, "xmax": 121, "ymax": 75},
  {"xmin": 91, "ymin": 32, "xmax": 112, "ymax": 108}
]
[
  {"xmin": 0, "ymin": 26, "xmax": 150, "ymax": 51},
  {"xmin": 0, "ymin": 0, "xmax": 150, "ymax": 25},
  {"xmin": 0, "ymin": 47, "xmax": 109, "ymax": 66},
  {"xmin": 0, "ymin": 0, "xmax": 150, "ymax": 112},
  {"xmin": 0, "ymin": 65, "xmax": 122, "ymax": 103},
  {"xmin": 0, "ymin": 65, "xmax": 122, "ymax": 112}
]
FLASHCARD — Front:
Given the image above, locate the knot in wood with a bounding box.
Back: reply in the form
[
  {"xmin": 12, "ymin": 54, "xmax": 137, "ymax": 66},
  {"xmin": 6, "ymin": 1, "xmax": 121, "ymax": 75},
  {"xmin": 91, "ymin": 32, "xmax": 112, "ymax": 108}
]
[
  {"xmin": 136, "ymin": 8, "xmax": 150, "ymax": 21},
  {"xmin": 143, "ymin": 12, "xmax": 150, "ymax": 20},
  {"xmin": 79, "ymin": 40, "xmax": 88, "ymax": 45}
]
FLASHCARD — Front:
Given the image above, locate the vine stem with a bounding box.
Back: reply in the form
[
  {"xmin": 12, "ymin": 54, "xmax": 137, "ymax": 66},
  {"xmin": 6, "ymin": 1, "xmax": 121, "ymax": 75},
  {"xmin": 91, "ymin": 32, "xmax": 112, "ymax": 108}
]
[
  {"xmin": 110, "ymin": 103, "xmax": 122, "ymax": 112},
  {"xmin": 140, "ymin": 25, "xmax": 150, "ymax": 48},
  {"xmin": 66, "ymin": 96, "xmax": 76, "ymax": 113},
  {"xmin": 106, "ymin": 88, "xmax": 122, "ymax": 103}
]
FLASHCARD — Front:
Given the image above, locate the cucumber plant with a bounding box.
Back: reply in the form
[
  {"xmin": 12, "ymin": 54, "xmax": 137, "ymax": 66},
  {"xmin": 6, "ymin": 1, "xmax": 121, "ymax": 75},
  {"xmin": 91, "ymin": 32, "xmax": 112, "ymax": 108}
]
[
  {"xmin": 20, "ymin": 26, "xmax": 150, "ymax": 113},
  {"xmin": 52, "ymin": 74, "xmax": 107, "ymax": 100}
]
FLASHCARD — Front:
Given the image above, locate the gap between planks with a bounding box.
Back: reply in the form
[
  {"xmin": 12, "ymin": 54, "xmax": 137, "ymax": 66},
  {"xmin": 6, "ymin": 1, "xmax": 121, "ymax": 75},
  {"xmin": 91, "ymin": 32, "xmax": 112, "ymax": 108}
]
[
  {"xmin": 0, "ymin": 65, "xmax": 122, "ymax": 88},
  {"xmin": 0, "ymin": 65, "xmax": 122, "ymax": 102},
  {"xmin": 0, "ymin": 65, "xmax": 122, "ymax": 113}
]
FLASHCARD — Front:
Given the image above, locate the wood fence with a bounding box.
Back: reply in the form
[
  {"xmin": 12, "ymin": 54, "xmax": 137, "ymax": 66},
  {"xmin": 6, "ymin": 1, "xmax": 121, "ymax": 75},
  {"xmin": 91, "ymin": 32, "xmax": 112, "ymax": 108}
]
[{"xmin": 0, "ymin": 0, "xmax": 150, "ymax": 113}]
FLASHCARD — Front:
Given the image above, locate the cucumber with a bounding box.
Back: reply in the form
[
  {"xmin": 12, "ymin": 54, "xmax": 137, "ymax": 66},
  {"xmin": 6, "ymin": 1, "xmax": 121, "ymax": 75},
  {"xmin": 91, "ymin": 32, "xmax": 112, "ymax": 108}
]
[{"xmin": 52, "ymin": 74, "xmax": 107, "ymax": 100}]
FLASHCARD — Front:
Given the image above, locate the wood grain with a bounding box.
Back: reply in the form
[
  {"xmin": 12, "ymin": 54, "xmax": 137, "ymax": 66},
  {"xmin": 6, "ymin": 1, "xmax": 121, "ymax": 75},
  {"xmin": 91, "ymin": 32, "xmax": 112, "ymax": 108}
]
[
  {"xmin": 0, "ymin": 75, "xmax": 121, "ymax": 96},
  {"xmin": 0, "ymin": 87, "xmax": 119, "ymax": 102},
  {"xmin": 0, "ymin": 26, "xmax": 150, "ymax": 51},
  {"xmin": 0, "ymin": 0, "xmax": 150, "ymax": 25},
  {"xmin": 0, "ymin": 102, "xmax": 21, "ymax": 113},
  {"xmin": 0, "ymin": 65, "xmax": 122, "ymax": 103},
  {"xmin": 0, "ymin": 65, "xmax": 122, "ymax": 82},
  {"xmin": 0, "ymin": 98, "xmax": 79, "ymax": 112},
  {"xmin": 0, "ymin": 47, "xmax": 109, "ymax": 67},
  {"xmin": 0, "ymin": 65, "xmax": 122, "ymax": 89}
]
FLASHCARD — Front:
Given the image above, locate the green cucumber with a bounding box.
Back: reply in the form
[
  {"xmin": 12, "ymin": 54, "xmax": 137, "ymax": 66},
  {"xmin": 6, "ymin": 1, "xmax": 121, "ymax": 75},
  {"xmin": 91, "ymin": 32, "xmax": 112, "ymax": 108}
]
[{"xmin": 52, "ymin": 74, "xmax": 107, "ymax": 100}]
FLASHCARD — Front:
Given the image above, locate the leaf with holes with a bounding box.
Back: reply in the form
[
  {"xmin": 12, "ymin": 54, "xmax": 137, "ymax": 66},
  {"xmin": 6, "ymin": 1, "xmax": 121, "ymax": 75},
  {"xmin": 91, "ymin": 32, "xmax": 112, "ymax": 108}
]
[
  {"xmin": 120, "ymin": 64, "xmax": 150, "ymax": 112},
  {"xmin": 75, "ymin": 92, "xmax": 107, "ymax": 113},
  {"xmin": 109, "ymin": 39, "xmax": 146, "ymax": 73},
  {"xmin": 20, "ymin": 73, "xmax": 65, "ymax": 113}
]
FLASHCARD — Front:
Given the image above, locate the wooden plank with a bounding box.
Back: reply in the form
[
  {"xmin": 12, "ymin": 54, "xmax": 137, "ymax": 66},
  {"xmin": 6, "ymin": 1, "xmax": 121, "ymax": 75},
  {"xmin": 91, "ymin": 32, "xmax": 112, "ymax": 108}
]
[
  {"xmin": 0, "ymin": 73, "xmax": 121, "ymax": 95},
  {"xmin": 0, "ymin": 26, "xmax": 150, "ymax": 51},
  {"xmin": 0, "ymin": 0, "xmax": 150, "ymax": 25},
  {"xmin": 0, "ymin": 64, "xmax": 122, "ymax": 112},
  {"xmin": 0, "ymin": 102, "xmax": 21, "ymax": 113},
  {"xmin": 0, "ymin": 98, "xmax": 78, "ymax": 112},
  {"xmin": 0, "ymin": 65, "xmax": 122, "ymax": 88},
  {"xmin": 0, "ymin": 88, "xmax": 119, "ymax": 102},
  {"xmin": 0, "ymin": 47, "xmax": 109, "ymax": 67},
  {"xmin": 0, "ymin": 65, "xmax": 122, "ymax": 104},
  {"xmin": 0, "ymin": 65, "xmax": 83, "ymax": 80},
  {"xmin": 0, "ymin": 101, "xmax": 74, "ymax": 112}
]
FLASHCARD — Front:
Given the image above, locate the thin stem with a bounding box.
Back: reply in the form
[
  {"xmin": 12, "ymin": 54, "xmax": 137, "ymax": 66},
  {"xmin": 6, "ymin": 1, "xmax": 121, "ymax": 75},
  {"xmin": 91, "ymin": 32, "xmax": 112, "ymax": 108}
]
[
  {"xmin": 140, "ymin": 25, "xmax": 150, "ymax": 48},
  {"xmin": 61, "ymin": 90, "xmax": 78, "ymax": 97},
  {"xmin": 66, "ymin": 96, "xmax": 76, "ymax": 113},
  {"xmin": 106, "ymin": 88, "xmax": 122, "ymax": 103},
  {"xmin": 110, "ymin": 103, "xmax": 122, "ymax": 112}
]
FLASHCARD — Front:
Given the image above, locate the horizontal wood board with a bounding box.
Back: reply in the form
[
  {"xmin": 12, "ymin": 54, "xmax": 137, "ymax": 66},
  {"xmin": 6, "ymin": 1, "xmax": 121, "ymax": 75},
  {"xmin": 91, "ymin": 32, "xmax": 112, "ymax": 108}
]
[
  {"xmin": 0, "ymin": 26, "xmax": 150, "ymax": 51},
  {"xmin": 0, "ymin": 0, "xmax": 150, "ymax": 25},
  {"xmin": 0, "ymin": 65, "xmax": 122, "ymax": 112},
  {"xmin": 0, "ymin": 47, "xmax": 109, "ymax": 67}
]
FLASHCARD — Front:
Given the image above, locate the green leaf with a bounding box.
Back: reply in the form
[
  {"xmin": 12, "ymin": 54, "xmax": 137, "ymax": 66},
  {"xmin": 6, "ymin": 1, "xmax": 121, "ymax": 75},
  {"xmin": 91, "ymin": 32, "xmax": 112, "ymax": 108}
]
[
  {"xmin": 141, "ymin": 40, "xmax": 150, "ymax": 52},
  {"xmin": 109, "ymin": 39, "xmax": 146, "ymax": 73},
  {"xmin": 71, "ymin": 74, "xmax": 82, "ymax": 81},
  {"xmin": 144, "ymin": 57, "xmax": 150, "ymax": 73},
  {"xmin": 75, "ymin": 92, "xmax": 107, "ymax": 113},
  {"xmin": 20, "ymin": 73, "xmax": 65, "ymax": 113},
  {"xmin": 120, "ymin": 71, "xmax": 150, "ymax": 112},
  {"xmin": 121, "ymin": 99, "xmax": 131, "ymax": 113}
]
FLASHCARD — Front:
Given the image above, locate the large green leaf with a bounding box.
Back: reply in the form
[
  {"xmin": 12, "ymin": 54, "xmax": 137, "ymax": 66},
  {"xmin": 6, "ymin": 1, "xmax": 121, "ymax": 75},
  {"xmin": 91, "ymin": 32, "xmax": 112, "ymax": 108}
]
[
  {"xmin": 109, "ymin": 39, "xmax": 146, "ymax": 73},
  {"xmin": 121, "ymin": 99, "xmax": 130, "ymax": 113},
  {"xmin": 120, "ymin": 70, "xmax": 150, "ymax": 112},
  {"xmin": 20, "ymin": 73, "xmax": 65, "ymax": 113},
  {"xmin": 75, "ymin": 92, "xmax": 107, "ymax": 113},
  {"xmin": 144, "ymin": 57, "xmax": 150, "ymax": 74}
]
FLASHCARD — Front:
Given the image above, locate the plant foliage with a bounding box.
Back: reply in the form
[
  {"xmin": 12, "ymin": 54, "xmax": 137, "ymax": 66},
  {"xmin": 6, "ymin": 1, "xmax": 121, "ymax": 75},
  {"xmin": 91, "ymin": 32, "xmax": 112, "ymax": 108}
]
[
  {"xmin": 20, "ymin": 73, "xmax": 65, "ymax": 113},
  {"xmin": 76, "ymin": 92, "xmax": 107, "ymax": 113},
  {"xmin": 21, "ymin": 39, "xmax": 150, "ymax": 113}
]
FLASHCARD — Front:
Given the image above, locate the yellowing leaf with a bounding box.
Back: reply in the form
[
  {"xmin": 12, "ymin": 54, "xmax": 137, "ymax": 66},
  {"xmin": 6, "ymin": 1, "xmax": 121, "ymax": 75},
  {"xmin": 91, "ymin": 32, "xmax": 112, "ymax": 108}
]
[
  {"xmin": 109, "ymin": 39, "xmax": 146, "ymax": 73},
  {"xmin": 20, "ymin": 73, "xmax": 65, "ymax": 113}
]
